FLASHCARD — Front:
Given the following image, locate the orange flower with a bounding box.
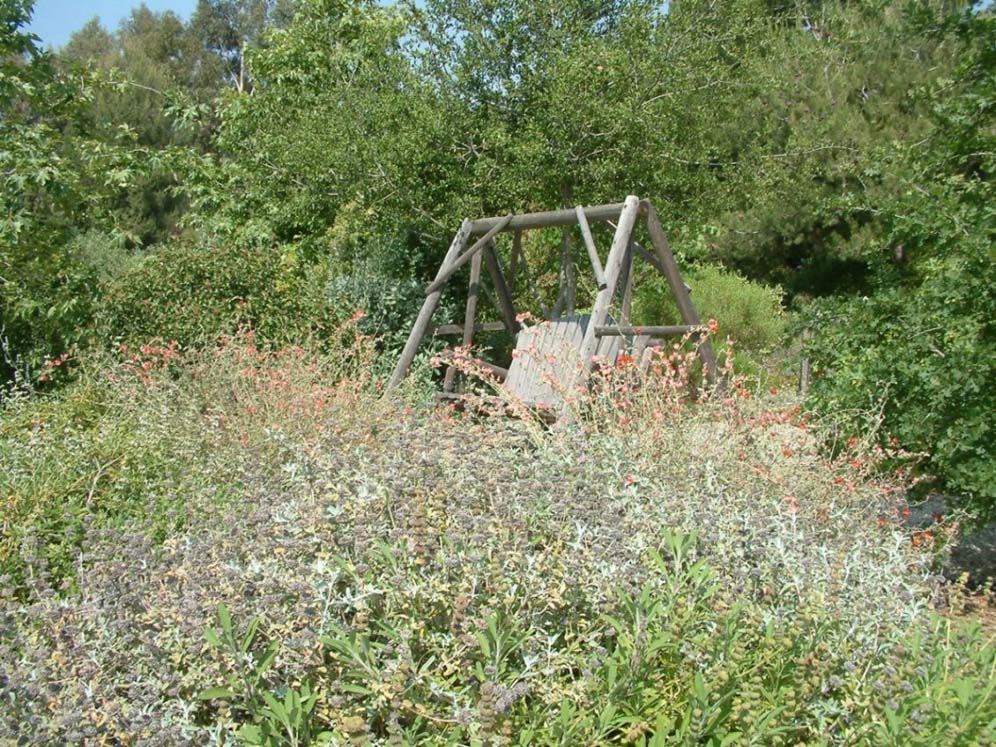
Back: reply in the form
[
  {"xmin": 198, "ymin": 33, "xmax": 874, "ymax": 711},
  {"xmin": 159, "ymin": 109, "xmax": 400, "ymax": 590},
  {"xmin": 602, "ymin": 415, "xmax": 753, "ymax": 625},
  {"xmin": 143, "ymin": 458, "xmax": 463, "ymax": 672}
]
[{"xmin": 707, "ymin": 318, "xmax": 720, "ymax": 334}]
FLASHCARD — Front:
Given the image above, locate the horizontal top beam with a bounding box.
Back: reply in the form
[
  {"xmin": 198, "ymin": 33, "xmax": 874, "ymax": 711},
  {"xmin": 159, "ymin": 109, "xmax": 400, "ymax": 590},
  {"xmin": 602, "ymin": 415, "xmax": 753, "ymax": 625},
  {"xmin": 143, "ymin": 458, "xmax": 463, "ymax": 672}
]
[{"xmin": 469, "ymin": 202, "xmax": 632, "ymax": 236}]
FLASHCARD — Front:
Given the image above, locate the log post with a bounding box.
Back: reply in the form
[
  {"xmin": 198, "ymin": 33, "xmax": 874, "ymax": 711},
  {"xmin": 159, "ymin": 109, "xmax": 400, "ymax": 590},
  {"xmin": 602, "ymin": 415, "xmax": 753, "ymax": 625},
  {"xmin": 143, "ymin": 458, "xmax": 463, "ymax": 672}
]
[
  {"xmin": 619, "ymin": 239, "xmax": 635, "ymax": 325},
  {"xmin": 508, "ymin": 229, "xmax": 522, "ymax": 296},
  {"xmin": 577, "ymin": 195, "xmax": 641, "ymax": 376},
  {"xmin": 388, "ymin": 220, "xmax": 472, "ymax": 389},
  {"xmin": 799, "ymin": 327, "xmax": 813, "ymax": 395},
  {"xmin": 595, "ymin": 325, "xmax": 698, "ymax": 338},
  {"xmin": 470, "ymin": 203, "xmax": 625, "ymax": 235},
  {"xmin": 444, "ymin": 249, "xmax": 483, "ymax": 393},
  {"xmin": 483, "ymin": 241, "xmax": 520, "ymax": 335},
  {"xmin": 576, "ymin": 206, "xmax": 607, "ymax": 290}
]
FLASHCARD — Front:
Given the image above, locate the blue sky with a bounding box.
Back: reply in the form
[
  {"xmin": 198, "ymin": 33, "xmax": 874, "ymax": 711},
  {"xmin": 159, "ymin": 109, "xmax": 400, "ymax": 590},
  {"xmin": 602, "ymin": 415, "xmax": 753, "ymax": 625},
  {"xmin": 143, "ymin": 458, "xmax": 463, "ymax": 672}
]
[
  {"xmin": 27, "ymin": 0, "xmax": 198, "ymax": 49},
  {"xmin": 26, "ymin": 0, "xmax": 995, "ymax": 50}
]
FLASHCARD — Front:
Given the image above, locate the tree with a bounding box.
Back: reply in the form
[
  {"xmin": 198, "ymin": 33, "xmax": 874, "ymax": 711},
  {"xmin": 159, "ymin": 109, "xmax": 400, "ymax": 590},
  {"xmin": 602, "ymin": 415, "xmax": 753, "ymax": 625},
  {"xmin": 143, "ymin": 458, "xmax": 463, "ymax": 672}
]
[
  {"xmin": 189, "ymin": 0, "xmax": 287, "ymax": 92},
  {"xmin": 1, "ymin": 0, "xmax": 150, "ymax": 384},
  {"xmin": 58, "ymin": 7, "xmax": 226, "ymax": 247},
  {"xmin": 804, "ymin": 5, "xmax": 995, "ymax": 514}
]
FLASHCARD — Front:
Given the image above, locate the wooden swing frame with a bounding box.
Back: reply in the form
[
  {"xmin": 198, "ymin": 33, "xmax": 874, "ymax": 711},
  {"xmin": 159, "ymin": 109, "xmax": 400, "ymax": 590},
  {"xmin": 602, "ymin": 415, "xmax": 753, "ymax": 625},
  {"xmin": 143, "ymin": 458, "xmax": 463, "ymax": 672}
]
[{"xmin": 386, "ymin": 195, "xmax": 718, "ymax": 403}]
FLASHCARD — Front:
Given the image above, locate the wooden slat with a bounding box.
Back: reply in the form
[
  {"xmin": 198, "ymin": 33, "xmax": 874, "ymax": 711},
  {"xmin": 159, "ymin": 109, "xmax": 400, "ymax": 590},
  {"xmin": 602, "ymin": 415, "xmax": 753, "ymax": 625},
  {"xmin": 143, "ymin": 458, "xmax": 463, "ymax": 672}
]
[
  {"xmin": 483, "ymin": 241, "xmax": 520, "ymax": 335},
  {"xmin": 469, "ymin": 202, "xmax": 629, "ymax": 235},
  {"xmin": 389, "ymin": 219, "xmax": 472, "ymax": 389},
  {"xmin": 595, "ymin": 325, "xmax": 698, "ymax": 338},
  {"xmin": 575, "ymin": 206, "xmax": 607, "ymax": 290},
  {"xmin": 505, "ymin": 315, "xmax": 621, "ymax": 407},
  {"xmin": 426, "ymin": 214, "xmax": 513, "ymax": 295},
  {"xmin": 642, "ymin": 201, "xmax": 719, "ymax": 385}
]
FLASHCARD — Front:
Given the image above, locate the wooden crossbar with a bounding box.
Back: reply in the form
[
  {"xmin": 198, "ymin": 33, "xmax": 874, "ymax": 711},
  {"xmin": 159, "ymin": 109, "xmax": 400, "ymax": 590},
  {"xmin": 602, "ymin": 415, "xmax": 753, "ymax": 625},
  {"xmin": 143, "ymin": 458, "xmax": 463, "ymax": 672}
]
[
  {"xmin": 426, "ymin": 214, "xmax": 512, "ymax": 295},
  {"xmin": 594, "ymin": 325, "xmax": 699, "ymax": 338},
  {"xmin": 469, "ymin": 202, "xmax": 629, "ymax": 235},
  {"xmin": 575, "ymin": 206, "xmax": 607, "ymax": 290}
]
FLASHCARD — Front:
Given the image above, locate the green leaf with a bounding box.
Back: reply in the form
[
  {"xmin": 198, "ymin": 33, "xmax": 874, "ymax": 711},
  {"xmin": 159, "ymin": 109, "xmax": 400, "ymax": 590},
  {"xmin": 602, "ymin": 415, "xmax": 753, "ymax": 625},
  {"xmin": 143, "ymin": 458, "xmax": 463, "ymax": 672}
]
[
  {"xmin": 217, "ymin": 603, "xmax": 233, "ymax": 635},
  {"xmin": 257, "ymin": 640, "xmax": 279, "ymax": 677},
  {"xmin": 240, "ymin": 617, "xmax": 260, "ymax": 653},
  {"xmin": 693, "ymin": 672, "xmax": 708, "ymax": 703},
  {"xmin": 953, "ymin": 679, "xmax": 975, "ymax": 708},
  {"xmin": 340, "ymin": 683, "xmax": 373, "ymax": 695},
  {"xmin": 237, "ymin": 724, "xmax": 263, "ymax": 744},
  {"xmin": 196, "ymin": 687, "xmax": 238, "ymax": 700}
]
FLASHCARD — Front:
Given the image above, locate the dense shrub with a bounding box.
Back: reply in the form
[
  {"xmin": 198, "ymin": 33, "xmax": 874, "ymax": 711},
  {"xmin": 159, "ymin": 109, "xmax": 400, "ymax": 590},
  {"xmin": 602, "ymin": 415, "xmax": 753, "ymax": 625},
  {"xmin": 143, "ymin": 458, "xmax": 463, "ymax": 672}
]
[
  {"xmin": 633, "ymin": 263, "xmax": 785, "ymax": 352},
  {"xmin": 0, "ymin": 324, "xmax": 378, "ymax": 595},
  {"xmin": 98, "ymin": 241, "xmax": 333, "ymax": 348},
  {"xmin": 2, "ymin": 334, "xmax": 992, "ymax": 745},
  {"xmin": 804, "ymin": 248, "xmax": 996, "ymax": 518},
  {"xmin": 326, "ymin": 272, "xmax": 449, "ymax": 356},
  {"xmin": 633, "ymin": 262, "xmax": 787, "ymax": 381}
]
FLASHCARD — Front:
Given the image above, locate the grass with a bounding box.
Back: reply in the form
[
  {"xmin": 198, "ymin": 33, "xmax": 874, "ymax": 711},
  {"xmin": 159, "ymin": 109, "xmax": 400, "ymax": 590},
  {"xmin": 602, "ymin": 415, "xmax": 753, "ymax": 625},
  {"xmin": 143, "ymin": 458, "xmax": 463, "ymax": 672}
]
[{"xmin": 1, "ymin": 329, "xmax": 994, "ymax": 745}]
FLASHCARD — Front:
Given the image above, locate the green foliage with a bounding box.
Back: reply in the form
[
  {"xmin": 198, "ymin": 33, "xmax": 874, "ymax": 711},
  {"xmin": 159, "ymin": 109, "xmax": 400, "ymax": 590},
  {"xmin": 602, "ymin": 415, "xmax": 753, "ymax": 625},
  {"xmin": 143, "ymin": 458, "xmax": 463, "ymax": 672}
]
[
  {"xmin": 99, "ymin": 240, "xmax": 332, "ymax": 347},
  {"xmin": 58, "ymin": 8, "xmax": 225, "ymax": 248},
  {"xmin": 0, "ymin": 328, "xmax": 379, "ymax": 597},
  {"xmin": 327, "ymin": 272, "xmax": 438, "ymax": 355},
  {"xmin": 0, "ymin": 362, "xmax": 207, "ymax": 591},
  {"xmin": 190, "ymin": 0, "xmax": 290, "ymax": 93},
  {"xmin": 0, "ymin": 1, "xmax": 156, "ymax": 384},
  {"xmin": 803, "ymin": 6, "xmax": 996, "ymax": 515},
  {"xmin": 188, "ymin": 0, "xmax": 423, "ymax": 251},
  {"xmin": 201, "ymin": 604, "xmax": 333, "ymax": 746},
  {"xmin": 805, "ymin": 247, "xmax": 996, "ymax": 515}
]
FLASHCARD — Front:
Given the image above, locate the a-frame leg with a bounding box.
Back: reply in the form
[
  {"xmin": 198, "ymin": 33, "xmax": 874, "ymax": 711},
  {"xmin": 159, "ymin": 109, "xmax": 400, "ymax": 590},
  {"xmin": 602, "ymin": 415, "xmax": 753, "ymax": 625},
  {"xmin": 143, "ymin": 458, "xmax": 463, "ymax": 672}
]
[
  {"xmin": 507, "ymin": 229, "xmax": 522, "ymax": 296},
  {"xmin": 618, "ymin": 238, "xmax": 635, "ymax": 325},
  {"xmin": 443, "ymin": 249, "xmax": 482, "ymax": 392},
  {"xmin": 483, "ymin": 240, "xmax": 520, "ymax": 335},
  {"xmin": 388, "ymin": 219, "xmax": 472, "ymax": 389},
  {"xmin": 577, "ymin": 195, "xmax": 641, "ymax": 376},
  {"xmin": 643, "ymin": 203, "xmax": 719, "ymax": 385}
]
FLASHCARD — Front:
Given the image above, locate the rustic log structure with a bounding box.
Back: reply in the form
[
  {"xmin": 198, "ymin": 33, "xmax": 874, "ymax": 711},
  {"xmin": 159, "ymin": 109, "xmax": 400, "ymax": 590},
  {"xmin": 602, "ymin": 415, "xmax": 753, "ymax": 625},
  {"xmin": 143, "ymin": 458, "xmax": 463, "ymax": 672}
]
[{"xmin": 387, "ymin": 196, "xmax": 719, "ymax": 407}]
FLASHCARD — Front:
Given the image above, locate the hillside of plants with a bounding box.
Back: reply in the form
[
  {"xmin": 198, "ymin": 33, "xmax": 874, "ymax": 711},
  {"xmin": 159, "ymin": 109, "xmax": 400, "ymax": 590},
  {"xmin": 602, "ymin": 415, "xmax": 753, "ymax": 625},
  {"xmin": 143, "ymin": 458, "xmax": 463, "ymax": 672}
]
[{"xmin": 1, "ymin": 0, "xmax": 994, "ymax": 744}]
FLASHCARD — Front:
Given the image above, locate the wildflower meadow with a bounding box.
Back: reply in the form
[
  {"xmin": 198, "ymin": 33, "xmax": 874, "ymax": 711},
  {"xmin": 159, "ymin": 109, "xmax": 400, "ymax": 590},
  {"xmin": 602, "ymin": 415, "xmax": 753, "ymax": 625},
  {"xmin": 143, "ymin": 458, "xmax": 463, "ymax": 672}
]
[{"xmin": 1, "ymin": 327, "xmax": 992, "ymax": 745}]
